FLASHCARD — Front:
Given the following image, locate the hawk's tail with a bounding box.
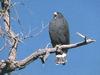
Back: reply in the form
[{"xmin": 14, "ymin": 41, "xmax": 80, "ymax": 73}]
[{"xmin": 56, "ymin": 53, "xmax": 67, "ymax": 65}]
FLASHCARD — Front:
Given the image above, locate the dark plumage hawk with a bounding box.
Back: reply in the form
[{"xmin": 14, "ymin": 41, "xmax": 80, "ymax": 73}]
[{"xmin": 49, "ymin": 12, "xmax": 70, "ymax": 65}]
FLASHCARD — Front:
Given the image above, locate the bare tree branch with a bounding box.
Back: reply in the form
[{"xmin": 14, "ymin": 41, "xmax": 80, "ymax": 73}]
[
  {"xmin": 0, "ymin": 42, "xmax": 7, "ymax": 52},
  {"xmin": 0, "ymin": 31, "xmax": 95, "ymax": 74},
  {"xmin": 0, "ymin": 0, "xmax": 95, "ymax": 75},
  {"xmin": 16, "ymin": 33, "xmax": 95, "ymax": 69},
  {"xmin": 0, "ymin": 0, "xmax": 20, "ymax": 74},
  {"xmin": 2, "ymin": 0, "xmax": 20, "ymax": 61}
]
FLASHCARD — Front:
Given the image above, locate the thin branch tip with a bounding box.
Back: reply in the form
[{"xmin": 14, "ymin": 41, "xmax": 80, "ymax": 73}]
[
  {"xmin": 87, "ymin": 38, "xmax": 96, "ymax": 43},
  {"xmin": 77, "ymin": 32, "xmax": 86, "ymax": 38}
]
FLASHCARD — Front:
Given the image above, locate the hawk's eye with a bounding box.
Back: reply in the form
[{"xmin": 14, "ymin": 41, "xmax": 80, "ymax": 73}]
[
  {"xmin": 54, "ymin": 14, "xmax": 57, "ymax": 17},
  {"xmin": 53, "ymin": 12, "xmax": 58, "ymax": 17}
]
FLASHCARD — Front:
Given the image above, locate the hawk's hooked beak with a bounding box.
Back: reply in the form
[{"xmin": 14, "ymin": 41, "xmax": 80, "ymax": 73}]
[{"xmin": 53, "ymin": 12, "xmax": 58, "ymax": 19}]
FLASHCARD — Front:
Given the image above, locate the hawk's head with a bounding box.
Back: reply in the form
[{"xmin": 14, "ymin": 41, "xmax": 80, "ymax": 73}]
[{"xmin": 53, "ymin": 12, "xmax": 64, "ymax": 19}]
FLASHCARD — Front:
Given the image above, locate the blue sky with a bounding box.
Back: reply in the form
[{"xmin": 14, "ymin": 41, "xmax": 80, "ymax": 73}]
[{"xmin": 0, "ymin": 0, "xmax": 100, "ymax": 75}]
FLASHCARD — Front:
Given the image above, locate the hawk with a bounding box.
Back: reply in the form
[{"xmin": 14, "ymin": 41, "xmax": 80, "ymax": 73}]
[{"xmin": 49, "ymin": 12, "xmax": 70, "ymax": 65}]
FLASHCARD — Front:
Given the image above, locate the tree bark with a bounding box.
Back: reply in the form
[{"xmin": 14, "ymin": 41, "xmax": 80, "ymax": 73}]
[{"xmin": 0, "ymin": 0, "xmax": 95, "ymax": 75}]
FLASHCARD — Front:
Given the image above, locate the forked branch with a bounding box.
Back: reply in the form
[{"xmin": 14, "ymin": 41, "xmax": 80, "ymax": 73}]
[
  {"xmin": 0, "ymin": 0, "xmax": 95, "ymax": 75},
  {"xmin": 0, "ymin": 32, "xmax": 95, "ymax": 74}
]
